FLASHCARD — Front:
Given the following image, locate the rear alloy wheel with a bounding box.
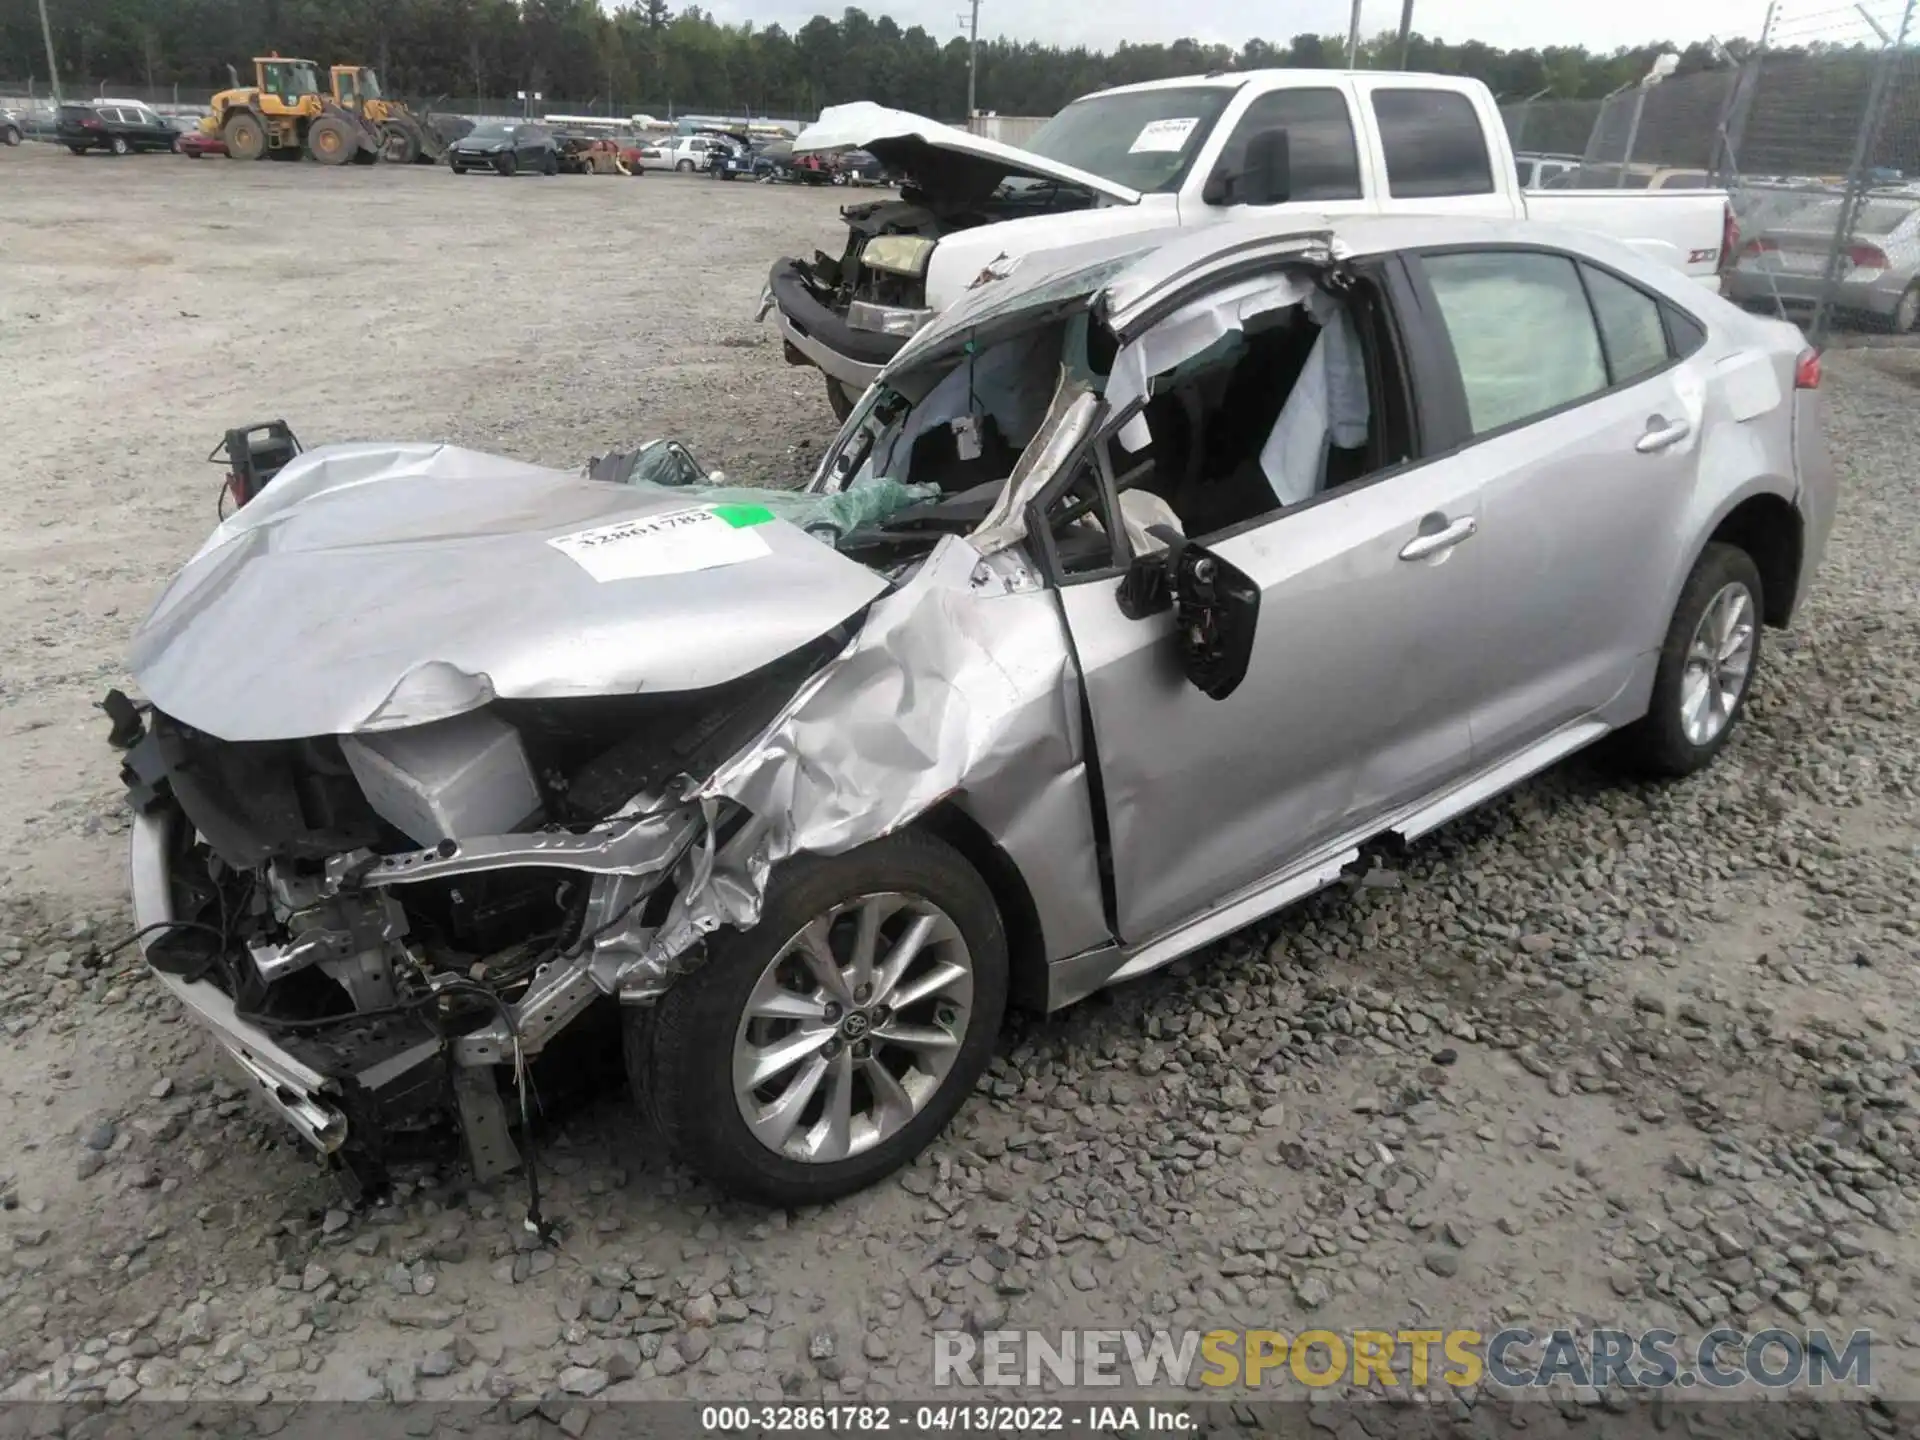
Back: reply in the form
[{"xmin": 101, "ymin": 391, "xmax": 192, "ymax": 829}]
[
  {"xmin": 631, "ymin": 830, "xmax": 1007, "ymax": 1205},
  {"xmin": 2, "ymin": 124, "xmax": 21, "ymax": 147},
  {"xmin": 109, "ymin": 135, "xmax": 130, "ymax": 156},
  {"xmin": 68, "ymin": 144, "xmax": 89, "ymax": 156},
  {"xmin": 307, "ymin": 114, "xmax": 354, "ymax": 166},
  {"xmin": 1616, "ymin": 542, "xmax": 1763, "ymax": 777},
  {"xmin": 223, "ymin": 111, "xmax": 267, "ymax": 162}
]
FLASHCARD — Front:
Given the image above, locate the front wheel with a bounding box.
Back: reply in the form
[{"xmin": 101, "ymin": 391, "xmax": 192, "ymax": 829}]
[
  {"xmin": 824, "ymin": 377, "xmax": 859, "ymax": 423},
  {"xmin": 1615, "ymin": 542, "xmax": 1764, "ymax": 778},
  {"xmin": 630, "ymin": 830, "xmax": 1008, "ymax": 1206},
  {"xmin": 495, "ymin": 151, "xmax": 517, "ymax": 177}
]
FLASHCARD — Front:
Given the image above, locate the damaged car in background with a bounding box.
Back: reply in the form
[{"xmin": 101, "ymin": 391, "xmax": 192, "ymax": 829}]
[{"xmin": 118, "ymin": 215, "xmax": 1833, "ymax": 1209}]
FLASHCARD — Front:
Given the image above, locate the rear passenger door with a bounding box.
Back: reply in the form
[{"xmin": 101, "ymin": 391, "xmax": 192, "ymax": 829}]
[
  {"xmin": 1407, "ymin": 246, "xmax": 1710, "ymax": 759},
  {"xmin": 1359, "ymin": 82, "xmax": 1512, "ymax": 218}
]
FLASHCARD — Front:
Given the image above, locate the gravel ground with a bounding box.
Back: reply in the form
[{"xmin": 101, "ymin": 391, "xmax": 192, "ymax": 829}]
[{"xmin": 2, "ymin": 143, "xmax": 1918, "ymax": 1430}]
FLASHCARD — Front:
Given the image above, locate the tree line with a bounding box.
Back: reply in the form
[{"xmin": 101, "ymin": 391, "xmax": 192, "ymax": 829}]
[{"xmin": 0, "ymin": 0, "xmax": 1772, "ymax": 119}]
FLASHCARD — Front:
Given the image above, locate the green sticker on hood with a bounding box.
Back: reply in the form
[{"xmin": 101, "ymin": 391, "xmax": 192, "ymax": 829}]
[{"xmin": 710, "ymin": 503, "xmax": 775, "ymax": 528}]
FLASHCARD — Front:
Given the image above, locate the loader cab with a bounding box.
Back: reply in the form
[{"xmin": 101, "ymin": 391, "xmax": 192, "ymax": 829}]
[
  {"xmin": 331, "ymin": 66, "xmax": 384, "ymax": 112},
  {"xmin": 256, "ymin": 57, "xmax": 321, "ymax": 112}
]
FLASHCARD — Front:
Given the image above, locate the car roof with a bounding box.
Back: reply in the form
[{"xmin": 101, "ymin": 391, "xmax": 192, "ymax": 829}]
[{"xmin": 905, "ymin": 212, "xmax": 1700, "ymax": 368}]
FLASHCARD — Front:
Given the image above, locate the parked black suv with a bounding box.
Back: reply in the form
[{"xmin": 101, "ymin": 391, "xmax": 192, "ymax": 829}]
[{"xmin": 57, "ymin": 100, "xmax": 180, "ymax": 156}]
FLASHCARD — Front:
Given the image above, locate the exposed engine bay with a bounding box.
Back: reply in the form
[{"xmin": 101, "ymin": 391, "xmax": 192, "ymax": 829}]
[{"xmin": 804, "ymin": 186, "xmax": 1097, "ymax": 316}]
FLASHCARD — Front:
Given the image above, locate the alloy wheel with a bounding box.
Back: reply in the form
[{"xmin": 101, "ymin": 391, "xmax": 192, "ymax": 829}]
[
  {"xmin": 1679, "ymin": 582, "xmax": 1756, "ymax": 746},
  {"xmin": 732, "ymin": 893, "xmax": 973, "ymax": 1164}
]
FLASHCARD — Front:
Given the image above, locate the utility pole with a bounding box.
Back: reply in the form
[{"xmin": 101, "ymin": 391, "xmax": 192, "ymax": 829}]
[
  {"xmin": 1396, "ymin": 0, "xmax": 1415, "ymax": 69},
  {"xmin": 37, "ymin": 0, "xmax": 62, "ymax": 104},
  {"xmin": 1346, "ymin": 0, "xmax": 1364, "ymax": 68},
  {"xmin": 960, "ymin": 0, "xmax": 981, "ymax": 121}
]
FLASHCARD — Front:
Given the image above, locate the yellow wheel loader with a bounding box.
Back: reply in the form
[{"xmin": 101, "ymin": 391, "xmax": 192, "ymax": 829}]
[
  {"xmin": 330, "ymin": 65, "xmax": 450, "ymax": 166},
  {"xmin": 208, "ymin": 55, "xmax": 382, "ymax": 166}
]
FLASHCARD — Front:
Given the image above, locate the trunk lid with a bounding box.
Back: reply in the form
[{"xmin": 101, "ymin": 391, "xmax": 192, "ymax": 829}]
[
  {"xmin": 795, "ymin": 102, "xmax": 1142, "ymax": 208},
  {"xmin": 130, "ymin": 444, "xmax": 889, "ymax": 742}
]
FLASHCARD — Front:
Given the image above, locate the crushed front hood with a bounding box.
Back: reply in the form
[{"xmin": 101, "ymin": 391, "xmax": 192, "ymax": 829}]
[
  {"xmin": 795, "ymin": 102, "xmax": 1140, "ymax": 208},
  {"xmin": 130, "ymin": 443, "xmax": 889, "ymax": 742}
]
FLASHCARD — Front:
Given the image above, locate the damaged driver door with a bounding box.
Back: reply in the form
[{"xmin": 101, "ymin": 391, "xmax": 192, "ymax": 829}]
[{"xmin": 1047, "ymin": 259, "xmax": 1489, "ymax": 945}]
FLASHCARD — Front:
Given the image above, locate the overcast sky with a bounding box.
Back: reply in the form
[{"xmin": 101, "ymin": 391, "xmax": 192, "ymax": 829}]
[{"xmin": 704, "ymin": 0, "xmax": 1777, "ymax": 55}]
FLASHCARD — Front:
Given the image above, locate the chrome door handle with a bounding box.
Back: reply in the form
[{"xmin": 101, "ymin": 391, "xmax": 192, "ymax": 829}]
[
  {"xmin": 1399, "ymin": 515, "xmax": 1478, "ymax": 561},
  {"xmin": 1636, "ymin": 417, "xmax": 1693, "ymax": 453}
]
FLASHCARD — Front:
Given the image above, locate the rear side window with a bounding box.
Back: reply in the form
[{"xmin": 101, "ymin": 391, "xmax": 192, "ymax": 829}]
[
  {"xmin": 1214, "ymin": 87, "xmax": 1362, "ymax": 202},
  {"xmin": 1424, "ymin": 250, "xmax": 1606, "ymax": 434},
  {"xmin": 1579, "ymin": 264, "xmax": 1670, "ymax": 385},
  {"xmin": 1371, "ymin": 89, "xmax": 1494, "ymax": 198},
  {"xmin": 1665, "ymin": 307, "xmax": 1707, "ymax": 358}
]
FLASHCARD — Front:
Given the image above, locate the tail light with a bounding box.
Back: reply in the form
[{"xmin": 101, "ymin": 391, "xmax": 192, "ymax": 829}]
[
  {"xmin": 1795, "ymin": 349, "xmax": 1822, "ymax": 390},
  {"xmin": 1846, "ymin": 242, "xmax": 1889, "ymax": 270},
  {"xmin": 1720, "ymin": 202, "xmax": 1740, "ymax": 273},
  {"xmin": 80, "ymin": 116, "xmax": 103, "ymax": 130}
]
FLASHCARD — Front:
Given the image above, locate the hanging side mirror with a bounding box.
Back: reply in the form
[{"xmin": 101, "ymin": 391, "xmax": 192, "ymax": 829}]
[
  {"xmin": 1115, "ymin": 526, "xmax": 1260, "ymax": 701},
  {"xmin": 1201, "ymin": 127, "xmax": 1292, "ymax": 208}
]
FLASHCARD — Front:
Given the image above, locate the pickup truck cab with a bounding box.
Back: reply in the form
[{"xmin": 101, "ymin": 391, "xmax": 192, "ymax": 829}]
[{"xmin": 767, "ymin": 69, "xmax": 1737, "ymax": 416}]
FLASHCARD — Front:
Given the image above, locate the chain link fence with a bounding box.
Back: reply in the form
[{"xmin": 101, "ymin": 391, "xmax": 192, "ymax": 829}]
[{"xmin": 1718, "ymin": 2, "xmax": 1920, "ymax": 342}]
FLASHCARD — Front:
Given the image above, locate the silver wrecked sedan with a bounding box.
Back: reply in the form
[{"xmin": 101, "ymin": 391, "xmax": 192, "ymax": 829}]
[{"xmin": 122, "ymin": 215, "xmax": 1835, "ymax": 1207}]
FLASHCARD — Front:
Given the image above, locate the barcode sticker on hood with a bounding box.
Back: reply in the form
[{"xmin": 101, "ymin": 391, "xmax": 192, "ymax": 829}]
[
  {"xmin": 549, "ymin": 505, "xmax": 771, "ymax": 582},
  {"xmin": 1129, "ymin": 117, "xmax": 1199, "ymax": 153}
]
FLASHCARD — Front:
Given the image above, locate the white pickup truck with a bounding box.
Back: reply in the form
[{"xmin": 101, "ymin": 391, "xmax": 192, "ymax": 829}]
[{"xmin": 765, "ymin": 69, "xmax": 1736, "ymax": 417}]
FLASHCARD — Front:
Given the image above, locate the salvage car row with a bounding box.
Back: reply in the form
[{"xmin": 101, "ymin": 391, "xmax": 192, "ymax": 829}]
[{"xmin": 119, "ymin": 75, "xmax": 1835, "ymax": 1213}]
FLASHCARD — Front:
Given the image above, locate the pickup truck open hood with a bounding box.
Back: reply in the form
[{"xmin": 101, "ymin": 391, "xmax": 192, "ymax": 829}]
[
  {"xmin": 795, "ymin": 102, "xmax": 1141, "ymax": 208},
  {"xmin": 128, "ymin": 443, "xmax": 889, "ymax": 742}
]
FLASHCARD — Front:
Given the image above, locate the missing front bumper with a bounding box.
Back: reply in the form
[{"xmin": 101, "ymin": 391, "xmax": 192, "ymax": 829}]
[{"xmin": 129, "ymin": 807, "xmax": 350, "ymax": 1153}]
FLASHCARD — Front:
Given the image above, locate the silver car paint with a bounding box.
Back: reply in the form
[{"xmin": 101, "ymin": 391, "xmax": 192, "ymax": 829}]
[
  {"xmin": 129, "ymin": 442, "xmax": 888, "ymax": 741},
  {"xmin": 127, "ymin": 214, "xmax": 1834, "ymax": 1171}
]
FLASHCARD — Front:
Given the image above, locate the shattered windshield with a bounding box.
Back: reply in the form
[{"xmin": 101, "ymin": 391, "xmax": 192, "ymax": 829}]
[{"xmin": 1023, "ymin": 85, "xmax": 1233, "ymax": 194}]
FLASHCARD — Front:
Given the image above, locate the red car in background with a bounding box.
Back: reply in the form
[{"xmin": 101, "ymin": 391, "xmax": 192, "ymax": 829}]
[{"xmin": 177, "ymin": 127, "xmax": 226, "ymax": 159}]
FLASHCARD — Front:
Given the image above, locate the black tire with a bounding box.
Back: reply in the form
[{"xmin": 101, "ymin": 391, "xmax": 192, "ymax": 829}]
[
  {"xmin": 67, "ymin": 144, "xmax": 89, "ymax": 156},
  {"xmin": 1615, "ymin": 541, "xmax": 1765, "ymax": 778},
  {"xmin": 451, "ymin": 161, "xmax": 467, "ymax": 175},
  {"xmin": 2, "ymin": 124, "xmax": 20, "ymax": 147},
  {"xmin": 631, "ymin": 829, "xmax": 1008, "ymax": 1206},
  {"xmin": 1887, "ymin": 281, "xmax": 1920, "ymax": 335},
  {"xmin": 824, "ymin": 377, "xmax": 858, "ymax": 423},
  {"xmin": 383, "ymin": 123, "xmax": 420, "ymax": 166},
  {"xmin": 495, "ymin": 151, "xmax": 517, "ymax": 177},
  {"xmin": 223, "ymin": 111, "xmax": 267, "ymax": 162},
  {"xmin": 307, "ymin": 114, "xmax": 354, "ymax": 166}
]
